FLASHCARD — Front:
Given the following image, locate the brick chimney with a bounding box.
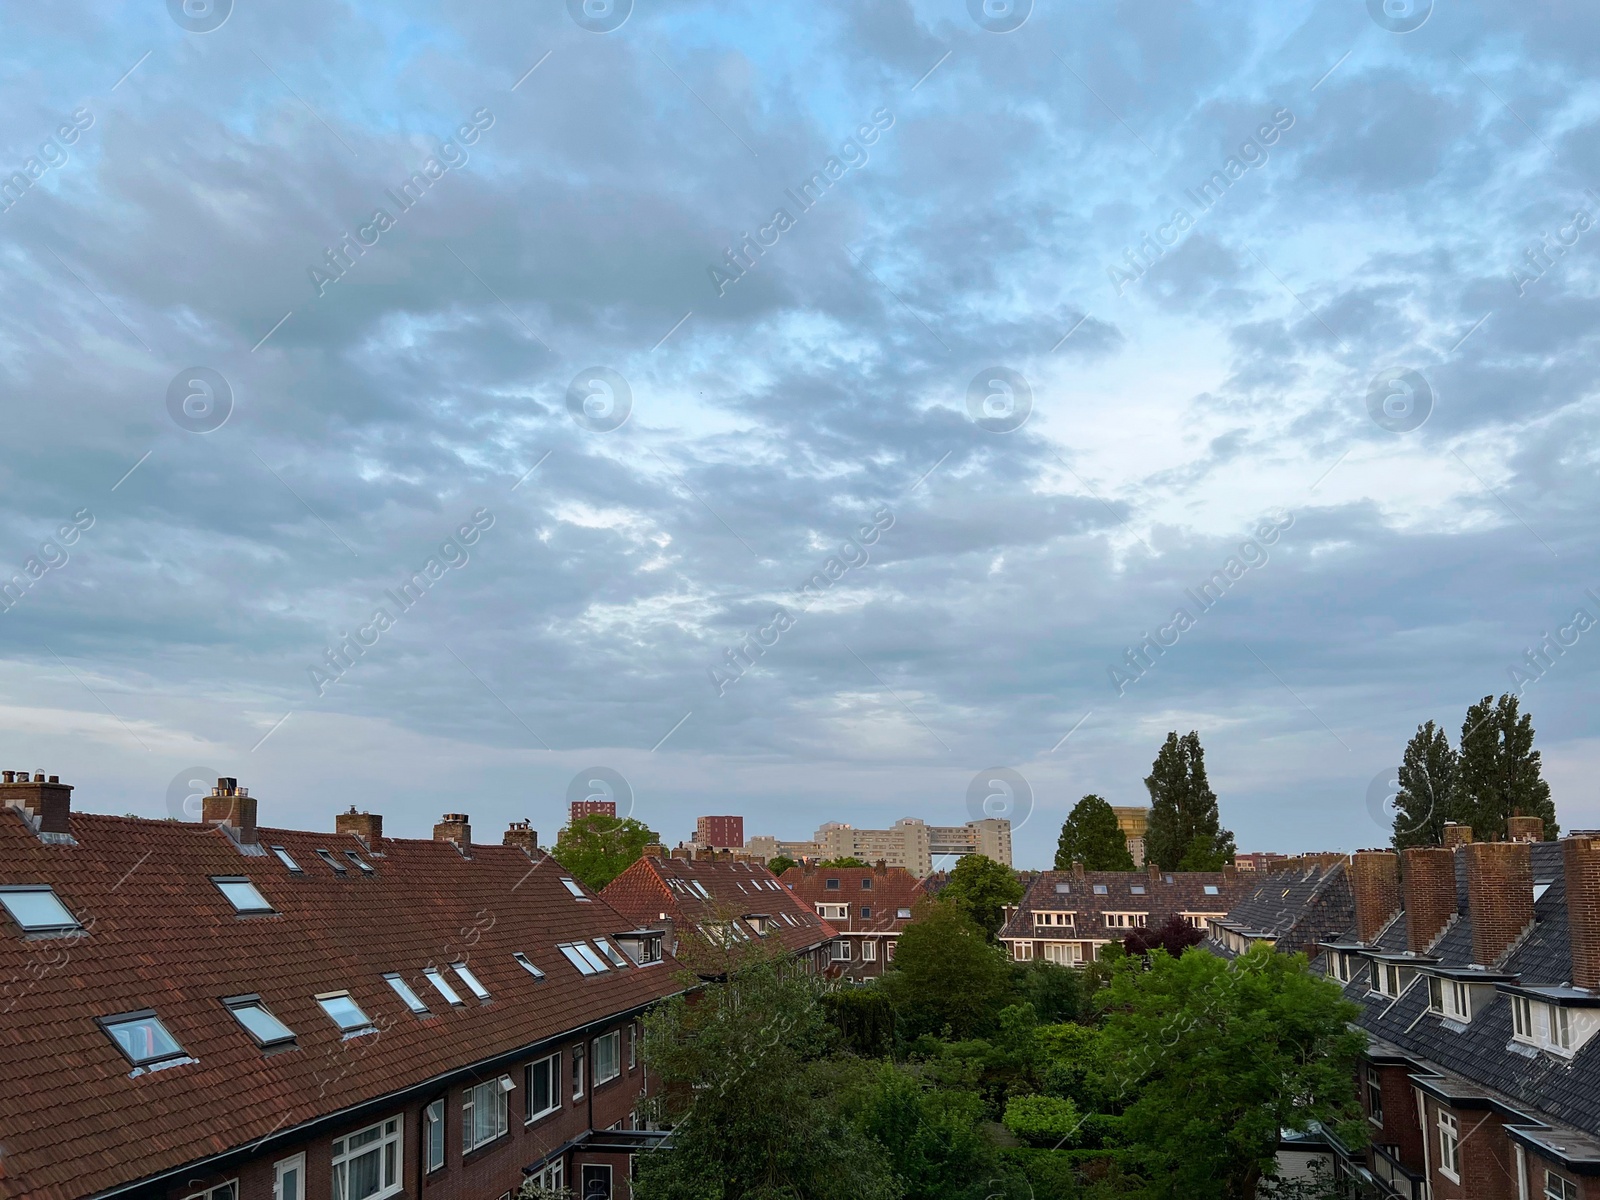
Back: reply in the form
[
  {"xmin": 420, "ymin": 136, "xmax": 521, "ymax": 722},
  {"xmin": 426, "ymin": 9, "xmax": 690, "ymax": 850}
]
[
  {"xmin": 1072, "ymin": 860, "xmax": 1086, "ymax": 882},
  {"xmin": 0, "ymin": 771, "xmax": 72, "ymax": 835},
  {"xmin": 1148, "ymin": 861, "xmax": 1162, "ymax": 885},
  {"xmin": 1507, "ymin": 816, "xmax": 1544, "ymax": 843},
  {"xmin": 1464, "ymin": 841, "xmax": 1534, "ymax": 967},
  {"xmin": 641, "ymin": 843, "xmax": 665, "ymax": 859},
  {"xmin": 502, "ymin": 819, "xmax": 538, "ymax": 854},
  {"xmin": 202, "ymin": 778, "xmax": 258, "ymax": 845},
  {"xmin": 336, "ymin": 806, "xmax": 383, "ymax": 847},
  {"xmin": 1402, "ymin": 847, "xmax": 1457, "ymax": 953},
  {"xmin": 1564, "ymin": 836, "xmax": 1600, "ymax": 991},
  {"xmin": 1443, "ymin": 822, "xmax": 1474, "ymax": 849},
  {"xmin": 1350, "ymin": 850, "xmax": 1401, "ymax": 943},
  {"xmin": 433, "ymin": 813, "xmax": 471, "ymax": 851}
]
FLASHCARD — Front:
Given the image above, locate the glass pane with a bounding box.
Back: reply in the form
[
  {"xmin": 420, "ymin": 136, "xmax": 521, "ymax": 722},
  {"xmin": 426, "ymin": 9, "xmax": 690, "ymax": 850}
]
[
  {"xmin": 347, "ymin": 1149, "xmax": 381, "ymax": 1200},
  {"xmin": 272, "ymin": 847, "xmax": 302, "ymax": 871},
  {"xmin": 213, "ymin": 1184, "xmax": 237, "ymax": 1200},
  {"xmin": 107, "ymin": 1015, "xmax": 183, "ymax": 1063},
  {"xmin": 386, "ymin": 974, "xmax": 428, "ymax": 1013},
  {"xmin": 348, "ymin": 1125, "xmax": 381, "ymax": 1149},
  {"xmin": 277, "ymin": 1164, "xmax": 301, "ymax": 1200},
  {"xmin": 452, "ymin": 963, "xmax": 490, "ymax": 999},
  {"xmin": 424, "ymin": 969, "xmax": 463, "ymax": 1004},
  {"xmin": 0, "ymin": 888, "xmax": 79, "ymax": 931},
  {"xmin": 232, "ymin": 1003, "xmax": 294, "ymax": 1044},
  {"xmin": 319, "ymin": 995, "xmax": 371, "ymax": 1031},
  {"xmin": 561, "ymin": 878, "xmax": 587, "ymax": 897},
  {"xmin": 214, "ymin": 879, "xmax": 272, "ymax": 913}
]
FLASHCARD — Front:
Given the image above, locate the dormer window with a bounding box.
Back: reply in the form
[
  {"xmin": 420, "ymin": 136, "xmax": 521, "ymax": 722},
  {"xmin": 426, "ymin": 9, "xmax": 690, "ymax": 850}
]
[
  {"xmin": 1371, "ymin": 962, "xmax": 1405, "ymax": 998},
  {"xmin": 1512, "ymin": 994, "xmax": 1534, "ymax": 1042},
  {"xmin": 1427, "ymin": 976, "xmax": 1471, "ymax": 1021}
]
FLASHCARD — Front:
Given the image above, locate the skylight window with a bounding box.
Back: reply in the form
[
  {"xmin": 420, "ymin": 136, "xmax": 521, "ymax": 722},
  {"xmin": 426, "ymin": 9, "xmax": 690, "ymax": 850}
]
[
  {"xmin": 101, "ymin": 1011, "xmax": 186, "ymax": 1066},
  {"xmin": 1130, "ymin": 885, "xmax": 1146, "ymax": 895},
  {"xmin": 385, "ymin": 973, "xmax": 429, "ymax": 1015},
  {"xmin": 692, "ymin": 881, "xmax": 712, "ymax": 899},
  {"xmin": 315, "ymin": 849, "xmax": 348, "ymax": 875},
  {"xmin": 896, "ymin": 907, "xmax": 913, "ymax": 919},
  {"xmin": 0, "ymin": 885, "xmax": 81, "ymax": 934},
  {"xmin": 560, "ymin": 877, "xmax": 589, "ymax": 900},
  {"xmin": 513, "ymin": 952, "xmax": 546, "ymax": 979},
  {"xmin": 452, "ymin": 962, "xmax": 491, "ymax": 1000},
  {"xmin": 271, "ymin": 846, "xmax": 303, "ymax": 873},
  {"xmin": 1092, "ymin": 884, "xmax": 1108, "ymax": 895},
  {"xmin": 558, "ymin": 942, "xmax": 610, "ymax": 975},
  {"xmin": 316, "ymin": 992, "xmax": 373, "ymax": 1033},
  {"xmin": 1534, "ymin": 881, "xmax": 1553, "ymax": 902},
  {"xmin": 1203, "ymin": 885, "xmax": 1220, "ymax": 896},
  {"xmin": 1054, "ymin": 883, "xmax": 1070, "ymax": 894},
  {"xmin": 225, "ymin": 996, "xmax": 295, "ymax": 1047},
  {"xmin": 423, "ymin": 968, "xmax": 464, "ymax": 1006},
  {"xmin": 344, "ymin": 851, "xmax": 374, "ymax": 874},
  {"xmin": 212, "ymin": 877, "xmax": 274, "ymax": 915},
  {"xmin": 593, "ymin": 938, "xmax": 630, "ymax": 968}
]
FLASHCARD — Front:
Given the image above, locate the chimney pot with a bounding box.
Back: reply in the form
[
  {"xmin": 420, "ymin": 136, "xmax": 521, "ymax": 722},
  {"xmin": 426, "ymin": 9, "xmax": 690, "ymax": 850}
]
[
  {"xmin": 1402, "ymin": 847, "xmax": 1457, "ymax": 953},
  {"xmin": 1507, "ymin": 816, "xmax": 1545, "ymax": 843},
  {"xmin": 1350, "ymin": 850, "xmax": 1402, "ymax": 943},
  {"xmin": 1564, "ymin": 835, "xmax": 1600, "ymax": 991},
  {"xmin": 502, "ymin": 820, "xmax": 538, "ymax": 854},
  {"xmin": 3, "ymin": 772, "xmax": 12, "ymax": 783},
  {"xmin": 1464, "ymin": 841, "xmax": 1534, "ymax": 967},
  {"xmin": 432, "ymin": 813, "xmax": 472, "ymax": 851},
  {"xmin": 32, "ymin": 772, "xmax": 43, "ymax": 783},
  {"xmin": 1443, "ymin": 822, "xmax": 1474, "ymax": 848}
]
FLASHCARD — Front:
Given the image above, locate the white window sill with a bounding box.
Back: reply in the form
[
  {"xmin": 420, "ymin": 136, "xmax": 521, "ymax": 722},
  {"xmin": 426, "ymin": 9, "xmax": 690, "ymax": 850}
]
[{"xmin": 1438, "ymin": 1168, "xmax": 1460, "ymax": 1184}]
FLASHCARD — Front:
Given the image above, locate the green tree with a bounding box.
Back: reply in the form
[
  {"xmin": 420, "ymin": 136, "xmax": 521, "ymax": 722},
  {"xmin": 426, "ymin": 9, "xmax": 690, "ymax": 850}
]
[
  {"xmin": 1012, "ymin": 958, "xmax": 1084, "ymax": 1024},
  {"xmin": 819, "ymin": 856, "xmax": 870, "ymax": 868},
  {"xmin": 941, "ymin": 853, "xmax": 1024, "ymax": 941},
  {"xmin": 1454, "ymin": 693, "xmax": 1557, "ymax": 841},
  {"xmin": 1391, "ymin": 720, "xmax": 1460, "ymax": 848},
  {"xmin": 767, "ymin": 854, "xmax": 798, "ymax": 876},
  {"xmin": 1055, "ymin": 794, "xmax": 1135, "ymax": 871},
  {"xmin": 880, "ymin": 899, "xmax": 1015, "ymax": 1040},
  {"xmin": 1001, "ymin": 1093, "xmax": 1082, "ymax": 1148},
  {"xmin": 634, "ymin": 959, "xmax": 899, "ymax": 1200},
  {"xmin": 1143, "ymin": 731, "xmax": 1236, "ymax": 871},
  {"xmin": 854, "ymin": 1065, "xmax": 999, "ymax": 1200},
  {"xmin": 1096, "ymin": 945, "xmax": 1365, "ymax": 1200},
  {"xmin": 551, "ymin": 813, "xmax": 660, "ymax": 890}
]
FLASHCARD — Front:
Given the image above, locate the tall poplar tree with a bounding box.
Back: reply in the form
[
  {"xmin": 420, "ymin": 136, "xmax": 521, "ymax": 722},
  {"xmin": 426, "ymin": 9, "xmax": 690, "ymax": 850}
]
[
  {"xmin": 1454, "ymin": 693, "xmax": 1557, "ymax": 841},
  {"xmin": 1143, "ymin": 731, "xmax": 1236, "ymax": 871},
  {"xmin": 1390, "ymin": 720, "xmax": 1460, "ymax": 849},
  {"xmin": 1054, "ymin": 794, "xmax": 1135, "ymax": 870}
]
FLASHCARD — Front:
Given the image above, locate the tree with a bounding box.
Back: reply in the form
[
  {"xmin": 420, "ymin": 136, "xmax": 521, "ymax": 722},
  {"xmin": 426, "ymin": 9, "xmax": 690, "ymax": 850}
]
[
  {"xmin": 1454, "ymin": 693, "xmax": 1557, "ymax": 841},
  {"xmin": 767, "ymin": 855, "xmax": 798, "ymax": 876},
  {"xmin": 854, "ymin": 1065, "xmax": 1000, "ymax": 1200},
  {"xmin": 879, "ymin": 898, "xmax": 1015, "ymax": 1040},
  {"xmin": 941, "ymin": 853, "xmax": 1024, "ymax": 941},
  {"xmin": 1096, "ymin": 945, "xmax": 1366, "ymax": 1200},
  {"xmin": 1001, "ymin": 1093, "xmax": 1082, "ymax": 1148},
  {"xmin": 1391, "ymin": 720, "xmax": 1460, "ymax": 848},
  {"xmin": 819, "ymin": 856, "xmax": 869, "ymax": 868},
  {"xmin": 551, "ymin": 814, "xmax": 659, "ymax": 891},
  {"xmin": 634, "ymin": 959, "xmax": 899, "ymax": 1200},
  {"xmin": 1143, "ymin": 731, "xmax": 1236, "ymax": 871},
  {"xmin": 1124, "ymin": 914, "xmax": 1205, "ymax": 958},
  {"xmin": 1054, "ymin": 794, "xmax": 1135, "ymax": 871}
]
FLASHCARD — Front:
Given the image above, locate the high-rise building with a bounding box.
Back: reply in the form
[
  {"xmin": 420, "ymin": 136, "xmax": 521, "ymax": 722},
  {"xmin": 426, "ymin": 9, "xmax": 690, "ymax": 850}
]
[
  {"xmin": 746, "ymin": 817, "xmax": 1011, "ymax": 878},
  {"xmin": 569, "ymin": 798, "xmax": 616, "ymax": 823},
  {"xmin": 1112, "ymin": 805, "xmax": 1150, "ymax": 867},
  {"xmin": 694, "ymin": 814, "xmax": 744, "ymax": 848}
]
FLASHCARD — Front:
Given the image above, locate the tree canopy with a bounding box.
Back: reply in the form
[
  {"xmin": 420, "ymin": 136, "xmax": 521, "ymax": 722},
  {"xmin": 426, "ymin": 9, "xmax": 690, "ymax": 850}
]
[
  {"xmin": 1391, "ymin": 719, "xmax": 1459, "ymax": 849},
  {"xmin": 766, "ymin": 854, "xmax": 798, "ymax": 876},
  {"xmin": 1143, "ymin": 731, "xmax": 1236, "ymax": 871},
  {"xmin": 550, "ymin": 813, "xmax": 659, "ymax": 891},
  {"xmin": 940, "ymin": 853, "xmax": 1024, "ymax": 941},
  {"xmin": 1055, "ymin": 793, "xmax": 1135, "ymax": 871},
  {"xmin": 818, "ymin": 856, "xmax": 869, "ymax": 868},
  {"xmin": 1454, "ymin": 692, "xmax": 1556, "ymax": 841},
  {"xmin": 879, "ymin": 898, "xmax": 1015, "ymax": 1040}
]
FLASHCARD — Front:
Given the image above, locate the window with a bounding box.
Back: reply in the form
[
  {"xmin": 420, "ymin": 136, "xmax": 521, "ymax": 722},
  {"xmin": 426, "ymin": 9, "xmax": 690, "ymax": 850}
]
[
  {"xmin": 1438, "ymin": 1111, "xmax": 1460, "ymax": 1181},
  {"xmin": 451, "ymin": 962, "xmax": 491, "ymax": 1001},
  {"xmin": 317, "ymin": 992, "xmax": 374, "ymax": 1034},
  {"xmin": 1365, "ymin": 1067, "xmax": 1383, "ymax": 1125},
  {"xmin": 861, "ymin": 877, "xmax": 873, "ymax": 890},
  {"xmin": 690, "ymin": 881, "xmax": 711, "ymax": 899},
  {"xmin": 887, "ymin": 940, "xmax": 897, "ymax": 961},
  {"xmin": 1013, "ymin": 941, "xmax": 1034, "ymax": 960},
  {"xmin": 1203, "ymin": 885, "xmax": 1220, "ymax": 895},
  {"xmin": 1546, "ymin": 1169, "xmax": 1580, "ymax": 1200},
  {"xmin": 463, "ymin": 1077, "xmax": 511, "ymax": 1151},
  {"xmin": 1512, "ymin": 995, "xmax": 1534, "ymax": 1041},
  {"xmin": 817, "ymin": 903, "xmax": 849, "ymax": 920},
  {"xmin": 1444, "ymin": 980, "xmax": 1471, "ymax": 1021},
  {"xmin": 1092, "ymin": 884, "xmax": 1108, "ymax": 895},
  {"xmin": 593, "ymin": 1030, "xmax": 621, "ymax": 1085},
  {"xmin": 593, "ymin": 938, "xmax": 630, "ymax": 969},
  {"xmin": 212, "ymin": 877, "xmax": 274, "ymax": 914},
  {"xmin": 1372, "ymin": 963, "xmax": 1403, "ymax": 998},
  {"xmin": 529, "ymin": 1160, "xmax": 564, "ymax": 1192},
  {"xmin": 344, "ymin": 851, "xmax": 375, "ymax": 874},
  {"xmin": 1054, "ymin": 882, "xmax": 1070, "ymax": 894},
  {"xmin": 560, "ymin": 877, "xmax": 589, "ymax": 900},
  {"xmin": 573, "ymin": 1044, "xmax": 585, "ymax": 1099},
  {"xmin": 1104, "ymin": 912, "xmax": 1148, "ymax": 929},
  {"xmin": 580, "ymin": 1164, "xmax": 613, "ymax": 1200},
  {"xmin": 513, "ymin": 951, "xmax": 546, "ymax": 979},
  {"xmin": 629, "ymin": 1021, "xmax": 638, "ymax": 1069},
  {"xmin": 273, "ymin": 1155, "xmax": 305, "ymax": 1200},
  {"xmin": 526, "ymin": 1052, "xmax": 560, "ymax": 1121},
  {"xmin": 424, "ymin": 1100, "xmax": 444, "ymax": 1171},
  {"xmin": 558, "ymin": 942, "xmax": 610, "ymax": 975},
  {"xmin": 271, "ymin": 846, "xmax": 303, "ymax": 873},
  {"xmin": 832, "ymin": 940, "xmax": 851, "ymax": 960},
  {"xmin": 185, "ymin": 1182, "xmax": 237, "ymax": 1200},
  {"xmin": 101, "ymin": 1011, "xmax": 186, "ymax": 1066},
  {"xmin": 1553, "ymin": 1004, "xmax": 1573, "ymax": 1051},
  {"xmin": 423, "ymin": 968, "xmax": 464, "ymax": 1005},
  {"xmin": 0, "ymin": 885, "xmax": 81, "ymax": 934},
  {"xmin": 1427, "ymin": 976, "xmax": 1443, "ymax": 1013},
  {"xmin": 1035, "ymin": 911, "xmax": 1074, "ymax": 927},
  {"xmin": 896, "ymin": 907, "xmax": 913, "ymax": 919},
  {"xmin": 1130, "ymin": 884, "xmax": 1146, "ymax": 895},
  {"xmin": 331, "ymin": 1116, "xmax": 402, "ymax": 1200},
  {"xmin": 1329, "ymin": 952, "xmax": 1352, "ymax": 983},
  {"xmin": 860, "ymin": 906, "xmax": 872, "ymax": 919},
  {"xmin": 315, "ymin": 848, "xmax": 348, "ymax": 875},
  {"xmin": 825, "ymin": 878, "xmax": 840, "ymax": 890},
  {"xmin": 385, "ymin": 973, "xmax": 429, "ymax": 1015},
  {"xmin": 862, "ymin": 939, "xmax": 877, "ymax": 961},
  {"xmin": 225, "ymin": 996, "xmax": 295, "ymax": 1047}
]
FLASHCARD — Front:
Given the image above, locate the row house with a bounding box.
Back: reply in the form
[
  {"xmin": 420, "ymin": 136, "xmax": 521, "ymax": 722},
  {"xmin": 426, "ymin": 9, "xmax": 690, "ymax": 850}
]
[
  {"xmin": 600, "ymin": 849, "xmax": 834, "ymax": 979},
  {"xmin": 1307, "ymin": 818, "xmax": 1600, "ymax": 1200},
  {"xmin": 778, "ymin": 863, "xmax": 925, "ymax": 979},
  {"xmin": 0, "ymin": 774, "xmax": 681, "ymax": 1200},
  {"xmin": 1207, "ymin": 857, "xmax": 1354, "ymax": 960},
  {"xmin": 998, "ymin": 861, "xmax": 1246, "ymax": 964}
]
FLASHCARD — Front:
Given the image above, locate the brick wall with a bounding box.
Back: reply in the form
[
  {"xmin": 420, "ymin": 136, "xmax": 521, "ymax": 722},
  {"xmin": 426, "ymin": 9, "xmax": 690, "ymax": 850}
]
[
  {"xmin": 1565, "ymin": 835, "xmax": 1600, "ymax": 990},
  {"xmin": 1350, "ymin": 851, "xmax": 1401, "ymax": 943},
  {"xmin": 1362, "ymin": 1062, "xmax": 1423, "ymax": 1174},
  {"xmin": 1463, "ymin": 842, "xmax": 1534, "ymax": 967},
  {"xmin": 1402, "ymin": 847, "xmax": 1458, "ymax": 953},
  {"xmin": 1418, "ymin": 1095, "xmax": 1517, "ymax": 1200}
]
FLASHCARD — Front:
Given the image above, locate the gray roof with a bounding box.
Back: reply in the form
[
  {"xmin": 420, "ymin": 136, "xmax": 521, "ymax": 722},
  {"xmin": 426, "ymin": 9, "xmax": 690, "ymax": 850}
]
[{"xmin": 1208, "ymin": 862, "xmax": 1353, "ymax": 958}]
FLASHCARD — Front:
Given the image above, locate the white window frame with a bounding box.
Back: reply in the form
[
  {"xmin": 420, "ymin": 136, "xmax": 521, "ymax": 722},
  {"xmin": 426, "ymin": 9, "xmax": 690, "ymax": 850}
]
[
  {"xmin": 862, "ymin": 939, "xmax": 877, "ymax": 961},
  {"xmin": 1552, "ymin": 1003, "xmax": 1574, "ymax": 1052},
  {"xmin": 1426, "ymin": 975, "xmax": 1443, "ymax": 1013},
  {"xmin": 593, "ymin": 1030, "xmax": 622, "ymax": 1086},
  {"xmin": 331, "ymin": 1116, "xmax": 403, "ymax": 1200},
  {"xmin": 185, "ymin": 1181, "xmax": 239, "ymax": 1200},
  {"xmin": 530, "ymin": 1160, "xmax": 564, "ymax": 1191},
  {"xmin": 831, "ymin": 940, "xmax": 851, "ymax": 961},
  {"xmin": 1438, "ymin": 1111, "xmax": 1460, "ymax": 1182},
  {"xmin": 1546, "ymin": 1168, "xmax": 1580, "ymax": 1200},
  {"xmin": 1512, "ymin": 995, "xmax": 1534, "ymax": 1042},
  {"xmin": 525, "ymin": 1052, "xmax": 560, "ymax": 1123},
  {"xmin": 423, "ymin": 1099, "xmax": 444, "ymax": 1172},
  {"xmin": 573, "ymin": 1044, "xmax": 586, "ymax": 1100},
  {"xmin": 462, "ymin": 1077, "xmax": 511, "ymax": 1152},
  {"xmin": 273, "ymin": 1154, "xmax": 305, "ymax": 1200},
  {"xmin": 628, "ymin": 1021, "xmax": 638, "ymax": 1070},
  {"xmin": 1365, "ymin": 1066, "xmax": 1383, "ymax": 1126},
  {"xmin": 1444, "ymin": 980, "xmax": 1471, "ymax": 1022},
  {"xmin": 451, "ymin": 962, "xmax": 491, "ymax": 1001},
  {"xmin": 1013, "ymin": 940, "xmax": 1034, "ymax": 961}
]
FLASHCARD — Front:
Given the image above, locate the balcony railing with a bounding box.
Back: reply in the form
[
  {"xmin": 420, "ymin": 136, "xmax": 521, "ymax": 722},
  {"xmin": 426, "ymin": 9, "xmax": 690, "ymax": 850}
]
[{"xmin": 1370, "ymin": 1142, "xmax": 1429, "ymax": 1200}]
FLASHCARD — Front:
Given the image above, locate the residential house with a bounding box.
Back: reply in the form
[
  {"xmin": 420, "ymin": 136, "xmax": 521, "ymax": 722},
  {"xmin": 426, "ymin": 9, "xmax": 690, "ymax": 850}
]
[
  {"xmin": 1207, "ymin": 857, "xmax": 1355, "ymax": 959},
  {"xmin": 999, "ymin": 862, "xmax": 1247, "ymax": 964},
  {"xmin": 778, "ymin": 862, "xmax": 925, "ymax": 979},
  {"xmin": 601, "ymin": 848, "xmax": 834, "ymax": 979},
  {"xmin": 0, "ymin": 773, "xmax": 679, "ymax": 1200}
]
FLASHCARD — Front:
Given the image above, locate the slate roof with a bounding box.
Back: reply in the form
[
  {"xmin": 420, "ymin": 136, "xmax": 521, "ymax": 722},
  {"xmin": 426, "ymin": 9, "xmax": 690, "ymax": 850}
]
[
  {"xmin": 601, "ymin": 853, "xmax": 833, "ymax": 975},
  {"xmin": 998, "ymin": 865, "xmax": 1246, "ymax": 942},
  {"xmin": 1316, "ymin": 842, "xmax": 1600, "ymax": 1142},
  {"xmin": 1207, "ymin": 861, "xmax": 1354, "ymax": 959},
  {"xmin": 0, "ymin": 805, "xmax": 683, "ymax": 1200},
  {"xmin": 778, "ymin": 863, "xmax": 926, "ymax": 935}
]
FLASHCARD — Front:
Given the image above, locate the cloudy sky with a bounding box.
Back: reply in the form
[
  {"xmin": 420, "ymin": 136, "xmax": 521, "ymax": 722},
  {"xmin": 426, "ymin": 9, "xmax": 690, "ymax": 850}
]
[{"xmin": 1, "ymin": 0, "xmax": 1596, "ymax": 867}]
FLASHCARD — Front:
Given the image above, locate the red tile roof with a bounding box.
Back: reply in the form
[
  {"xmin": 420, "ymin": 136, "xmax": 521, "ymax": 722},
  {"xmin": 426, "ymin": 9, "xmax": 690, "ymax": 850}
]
[
  {"xmin": 0, "ymin": 806, "xmax": 683, "ymax": 1200},
  {"xmin": 778, "ymin": 864, "xmax": 926, "ymax": 935}
]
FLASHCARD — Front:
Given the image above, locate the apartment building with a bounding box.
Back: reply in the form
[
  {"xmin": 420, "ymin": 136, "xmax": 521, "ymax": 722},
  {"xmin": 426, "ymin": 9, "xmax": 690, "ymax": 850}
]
[
  {"xmin": 1111, "ymin": 806, "xmax": 1149, "ymax": 868},
  {"xmin": 0, "ymin": 773, "xmax": 679, "ymax": 1200},
  {"xmin": 601, "ymin": 848, "xmax": 834, "ymax": 979},
  {"xmin": 692, "ymin": 815, "xmax": 743, "ymax": 849},
  {"xmin": 746, "ymin": 817, "xmax": 1011, "ymax": 877},
  {"xmin": 779, "ymin": 863, "xmax": 925, "ymax": 980},
  {"xmin": 999, "ymin": 861, "xmax": 1246, "ymax": 965},
  {"xmin": 1296, "ymin": 818, "xmax": 1600, "ymax": 1200},
  {"xmin": 569, "ymin": 798, "xmax": 617, "ymax": 822}
]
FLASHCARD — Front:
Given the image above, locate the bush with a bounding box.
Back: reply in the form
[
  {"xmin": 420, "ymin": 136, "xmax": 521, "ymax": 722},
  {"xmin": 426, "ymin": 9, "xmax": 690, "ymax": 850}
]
[{"xmin": 1002, "ymin": 1093, "xmax": 1083, "ymax": 1148}]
